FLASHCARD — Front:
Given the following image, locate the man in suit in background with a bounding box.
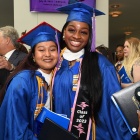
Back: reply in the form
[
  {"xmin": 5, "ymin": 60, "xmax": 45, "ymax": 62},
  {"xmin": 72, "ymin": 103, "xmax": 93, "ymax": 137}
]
[{"xmin": 0, "ymin": 26, "xmax": 27, "ymax": 90}]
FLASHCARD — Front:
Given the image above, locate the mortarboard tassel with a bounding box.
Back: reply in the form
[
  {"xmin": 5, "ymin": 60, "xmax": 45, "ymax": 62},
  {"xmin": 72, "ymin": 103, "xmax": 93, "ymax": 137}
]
[
  {"xmin": 91, "ymin": 13, "xmax": 96, "ymax": 52},
  {"xmin": 55, "ymin": 30, "xmax": 60, "ymax": 67}
]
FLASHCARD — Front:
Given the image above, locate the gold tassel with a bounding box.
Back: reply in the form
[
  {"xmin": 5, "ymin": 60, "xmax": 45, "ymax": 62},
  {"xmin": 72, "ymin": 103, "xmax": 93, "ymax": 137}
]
[
  {"xmin": 34, "ymin": 76, "xmax": 44, "ymax": 119},
  {"xmin": 92, "ymin": 118, "xmax": 96, "ymax": 140}
]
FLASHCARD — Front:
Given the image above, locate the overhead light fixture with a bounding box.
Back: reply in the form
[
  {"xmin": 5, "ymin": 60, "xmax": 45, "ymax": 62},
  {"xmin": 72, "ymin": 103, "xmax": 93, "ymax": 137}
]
[
  {"xmin": 124, "ymin": 31, "xmax": 132, "ymax": 35},
  {"xmin": 109, "ymin": 4, "xmax": 122, "ymax": 18},
  {"xmin": 123, "ymin": 26, "xmax": 133, "ymax": 35},
  {"xmin": 109, "ymin": 11, "xmax": 122, "ymax": 17}
]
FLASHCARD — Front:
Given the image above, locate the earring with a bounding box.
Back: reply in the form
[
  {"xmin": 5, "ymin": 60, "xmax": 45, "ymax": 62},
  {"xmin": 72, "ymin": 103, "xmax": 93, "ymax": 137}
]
[
  {"xmin": 33, "ymin": 58, "xmax": 35, "ymax": 62},
  {"xmin": 63, "ymin": 35, "xmax": 65, "ymax": 40}
]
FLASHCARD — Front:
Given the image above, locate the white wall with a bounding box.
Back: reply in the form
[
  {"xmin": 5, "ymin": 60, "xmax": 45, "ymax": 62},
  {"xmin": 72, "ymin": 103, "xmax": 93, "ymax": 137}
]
[
  {"xmin": 96, "ymin": 0, "xmax": 108, "ymax": 47},
  {"xmin": 14, "ymin": 0, "xmax": 108, "ymax": 49}
]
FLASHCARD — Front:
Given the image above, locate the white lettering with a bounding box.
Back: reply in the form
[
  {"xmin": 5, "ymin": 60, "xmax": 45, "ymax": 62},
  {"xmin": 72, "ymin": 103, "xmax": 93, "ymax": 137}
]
[
  {"xmin": 77, "ymin": 110, "xmax": 88, "ymax": 114},
  {"xmin": 76, "ymin": 119, "xmax": 87, "ymax": 123}
]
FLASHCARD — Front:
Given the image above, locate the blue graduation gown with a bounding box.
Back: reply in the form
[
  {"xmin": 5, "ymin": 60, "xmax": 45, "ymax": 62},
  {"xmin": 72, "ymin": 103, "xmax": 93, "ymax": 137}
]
[
  {"xmin": 96, "ymin": 55, "xmax": 133, "ymax": 140},
  {"xmin": 0, "ymin": 70, "xmax": 46, "ymax": 140},
  {"xmin": 53, "ymin": 54, "xmax": 134, "ymax": 140}
]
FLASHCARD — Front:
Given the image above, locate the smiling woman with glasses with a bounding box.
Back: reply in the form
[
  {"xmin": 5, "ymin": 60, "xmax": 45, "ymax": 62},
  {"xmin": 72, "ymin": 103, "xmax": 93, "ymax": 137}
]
[{"xmin": 115, "ymin": 45, "xmax": 124, "ymax": 71}]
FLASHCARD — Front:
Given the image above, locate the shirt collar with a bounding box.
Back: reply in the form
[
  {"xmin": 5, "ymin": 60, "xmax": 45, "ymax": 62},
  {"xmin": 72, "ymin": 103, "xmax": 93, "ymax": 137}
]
[
  {"xmin": 37, "ymin": 69, "xmax": 52, "ymax": 86},
  {"xmin": 4, "ymin": 49, "xmax": 16, "ymax": 60},
  {"xmin": 63, "ymin": 48, "xmax": 84, "ymax": 61}
]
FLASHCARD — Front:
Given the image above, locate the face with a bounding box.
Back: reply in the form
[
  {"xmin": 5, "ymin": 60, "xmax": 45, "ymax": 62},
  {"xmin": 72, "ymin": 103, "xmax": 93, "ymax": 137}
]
[
  {"xmin": 115, "ymin": 46, "xmax": 124, "ymax": 61},
  {"xmin": 33, "ymin": 41, "xmax": 58, "ymax": 74},
  {"xmin": 0, "ymin": 32, "xmax": 7, "ymax": 55},
  {"xmin": 123, "ymin": 41, "xmax": 131, "ymax": 57},
  {"xmin": 63, "ymin": 21, "xmax": 90, "ymax": 52}
]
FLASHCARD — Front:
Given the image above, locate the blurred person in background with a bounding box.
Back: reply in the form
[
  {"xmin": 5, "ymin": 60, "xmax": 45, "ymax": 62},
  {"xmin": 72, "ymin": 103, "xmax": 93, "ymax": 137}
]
[
  {"xmin": 115, "ymin": 44, "xmax": 124, "ymax": 71},
  {"xmin": 118, "ymin": 37, "xmax": 140, "ymax": 88},
  {"xmin": 0, "ymin": 26, "xmax": 27, "ymax": 90},
  {"xmin": 96, "ymin": 44, "xmax": 114, "ymax": 64}
]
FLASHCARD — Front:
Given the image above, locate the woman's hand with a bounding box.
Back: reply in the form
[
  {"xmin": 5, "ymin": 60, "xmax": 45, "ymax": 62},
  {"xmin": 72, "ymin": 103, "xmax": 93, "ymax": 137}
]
[{"xmin": 121, "ymin": 82, "xmax": 133, "ymax": 88}]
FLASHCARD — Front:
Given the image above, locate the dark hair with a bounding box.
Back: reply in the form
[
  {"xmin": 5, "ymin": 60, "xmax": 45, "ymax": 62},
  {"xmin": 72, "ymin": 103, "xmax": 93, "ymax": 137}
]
[
  {"xmin": 0, "ymin": 46, "xmax": 38, "ymax": 105},
  {"xmin": 96, "ymin": 44, "xmax": 114, "ymax": 64},
  {"xmin": 115, "ymin": 44, "xmax": 124, "ymax": 63},
  {"xmin": 96, "ymin": 45, "xmax": 109, "ymax": 57},
  {"xmin": 116, "ymin": 44, "xmax": 124, "ymax": 49},
  {"xmin": 59, "ymin": 22, "xmax": 68, "ymax": 50},
  {"xmin": 17, "ymin": 43, "xmax": 29, "ymax": 54},
  {"xmin": 61, "ymin": 22, "xmax": 102, "ymax": 122}
]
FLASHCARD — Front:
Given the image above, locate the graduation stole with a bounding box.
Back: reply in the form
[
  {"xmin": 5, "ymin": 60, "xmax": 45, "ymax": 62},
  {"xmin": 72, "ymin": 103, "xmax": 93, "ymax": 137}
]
[
  {"xmin": 34, "ymin": 76, "xmax": 46, "ymax": 119},
  {"xmin": 52, "ymin": 56, "xmax": 95, "ymax": 140},
  {"xmin": 68, "ymin": 73, "xmax": 93, "ymax": 140}
]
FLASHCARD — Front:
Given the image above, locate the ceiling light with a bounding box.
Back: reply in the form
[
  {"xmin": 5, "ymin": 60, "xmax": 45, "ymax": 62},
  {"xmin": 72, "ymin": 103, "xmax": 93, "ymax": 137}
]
[
  {"xmin": 109, "ymin": 4, "xmax": 122, "ymax": 18},
  {"xmin": 109, "ymin": 11, "xmax": 122, "ymax": 17},
  {"xmin": 124, "ymin": 31, "xmax": 132, "ymax": 35}
]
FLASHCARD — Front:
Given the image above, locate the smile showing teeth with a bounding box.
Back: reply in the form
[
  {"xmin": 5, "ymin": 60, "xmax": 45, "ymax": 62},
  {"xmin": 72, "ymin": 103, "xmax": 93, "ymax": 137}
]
[
  {"xmin": 43, "ymin": 59, "xmax": 52, "ymax": 62},
  {"xmin": 71, "ymin": 41, "xmax": 81, "ymax": 46}
]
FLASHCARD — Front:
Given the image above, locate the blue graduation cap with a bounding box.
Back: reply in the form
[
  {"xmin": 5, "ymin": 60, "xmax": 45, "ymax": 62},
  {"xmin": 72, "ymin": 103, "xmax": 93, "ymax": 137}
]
[
  {"xmin": 18, "ymin": 22, "xmax": 61, "ymax": 49},
  {"xmin": 57, "ymin": 2, "xmax": 105, "ymax": 26},
  {"xmin": 57, "ymin": 2, "xmax": 105, "ymax": 52}
]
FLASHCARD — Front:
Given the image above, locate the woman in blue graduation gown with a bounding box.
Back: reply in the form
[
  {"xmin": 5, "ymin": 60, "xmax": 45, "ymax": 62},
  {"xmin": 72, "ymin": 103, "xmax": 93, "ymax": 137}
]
[
  {"xmin": 0, "ymin": 22, "xmax": 60, "ymax": 140},
  {"xmin": 52, "ymin": 2, "xmax": 136, "ymax": 140}
]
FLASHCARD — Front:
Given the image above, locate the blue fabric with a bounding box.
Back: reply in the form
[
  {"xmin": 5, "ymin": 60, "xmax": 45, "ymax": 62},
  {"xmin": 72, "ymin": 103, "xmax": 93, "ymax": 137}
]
[
  {"xmin": 67, "ymin": 8, "xmax": 92, "ymax": 26},
  {"xmin": 96, "ymin": 55, "xmax": 133, "ymax": 140},
  {"xmin": 0, "ymin": 70, "xmax": 47, "ymax": 140},
  {"xmin": 118, "ymin": 66, "xmax": 132, "ymax": 83},
  {"xmin": 53, "ymin": 59, "xmax": 80, "ymax": 118},
  {"xmin": 31, "ymin": 32, "xmax": 56, "ymax": 47},
  {"xmin": 53, "ymin": 54, "xmax": 134, "ymax": 140},
  {"xmin": 57, "ymin": 2, "xmax": 105, "ymax": 26},
  {"xmin": 18, "ymin": 22, "xmax": 61, "ymax": 48},
  {"xmin": 36, "ymin": 107, "xmax": 70, "ymax": 130}
]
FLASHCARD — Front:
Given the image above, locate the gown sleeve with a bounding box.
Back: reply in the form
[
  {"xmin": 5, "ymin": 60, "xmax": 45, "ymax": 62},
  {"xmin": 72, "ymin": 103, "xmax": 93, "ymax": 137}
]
[
  {"xmin": 95, "ymin": 55, "xmax": 134, "ymax": 140},
  {"xmin": 0, "ymin": 75, "xmax": 38, "ymax": 140}
]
